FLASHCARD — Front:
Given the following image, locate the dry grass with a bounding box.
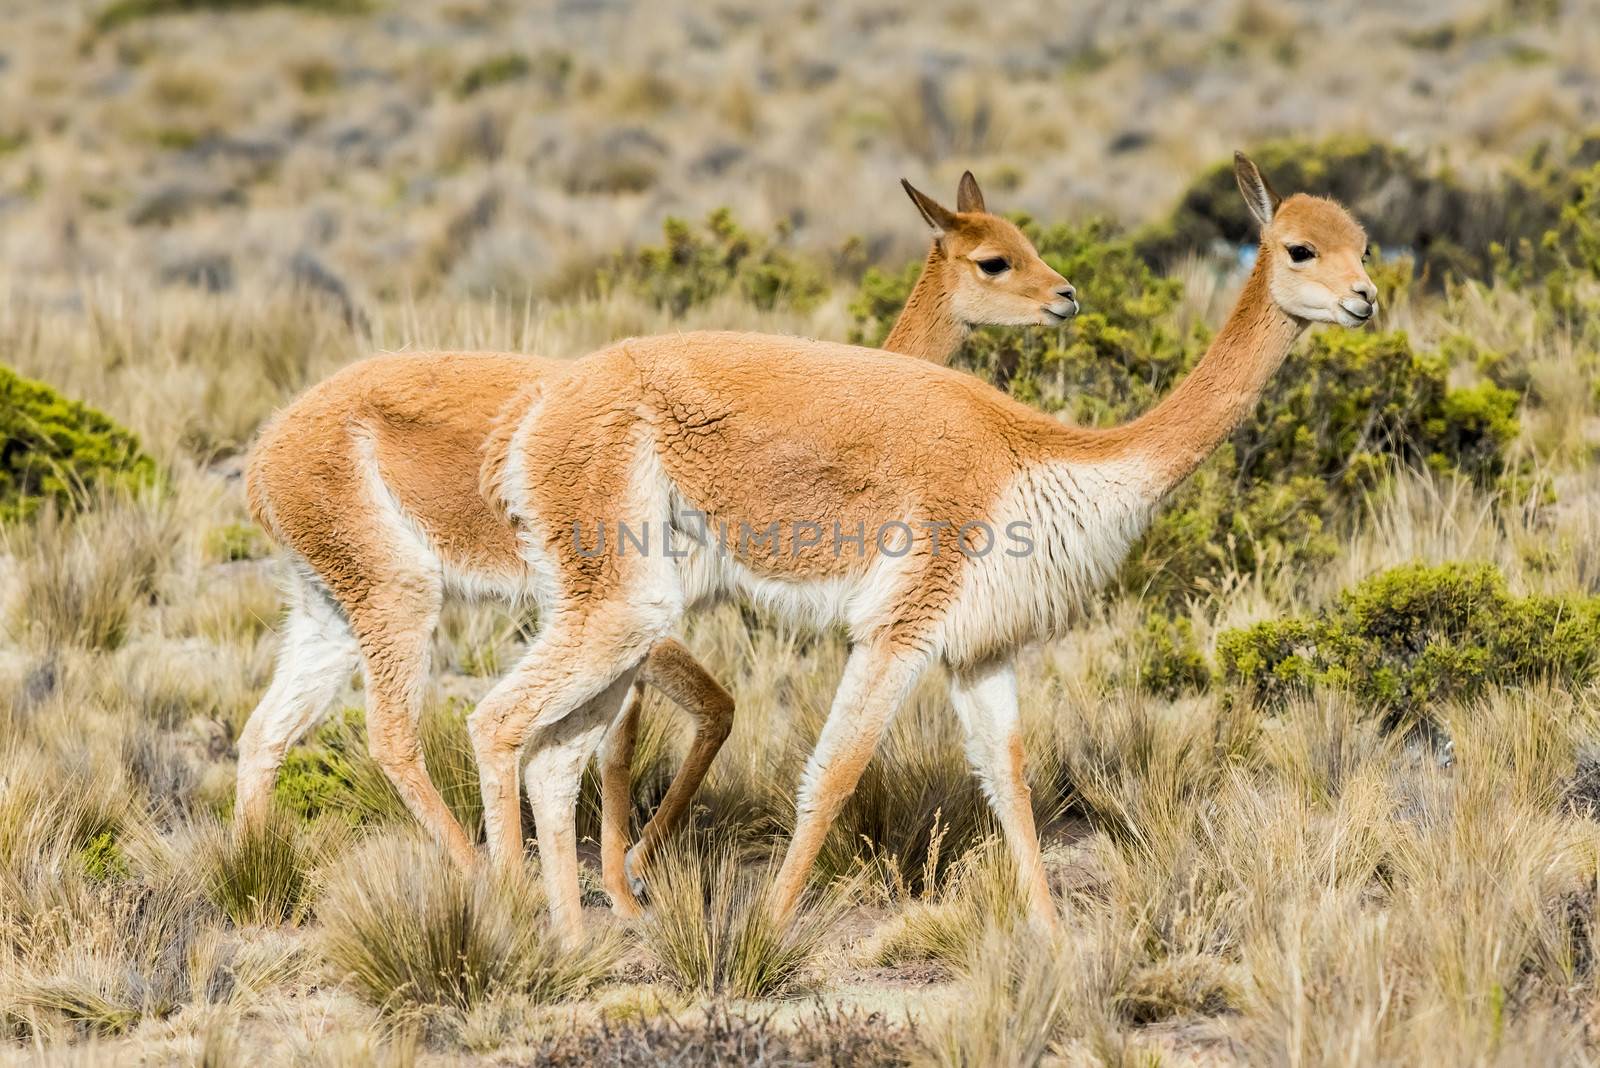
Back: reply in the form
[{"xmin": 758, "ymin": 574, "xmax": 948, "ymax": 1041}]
[
  {"xmin": 638, "ymin": 834, "xmax": 851, "ymax": 1000},
  {"xmin": 317, "ymin": 834, "xmax": 619, "ymax": 1027}
]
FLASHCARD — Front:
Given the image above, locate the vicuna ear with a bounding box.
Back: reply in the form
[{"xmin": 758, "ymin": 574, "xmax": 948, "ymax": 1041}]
[
  {"xmin": 1233, "ymin": 151, "xmax": 1281, "ymax": 229},
  {"xmin": 955, "ymin": 170, "xmax": 986, "ymax": 213},
  {"xmin": 901, "ymin": 178, "xmax": 959, "ymax": 237}
]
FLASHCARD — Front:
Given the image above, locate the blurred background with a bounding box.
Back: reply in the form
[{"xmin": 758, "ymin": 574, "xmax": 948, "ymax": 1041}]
[{"xmin": 4, "ymin": 0, "xmax": 1597, "ymax": 308}]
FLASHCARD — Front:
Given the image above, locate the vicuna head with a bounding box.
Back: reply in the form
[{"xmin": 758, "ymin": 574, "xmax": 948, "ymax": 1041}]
[
  {"xmin": 1235, "ymin": 151, "xmax": 1377, "ymax": 328},
  {"xmin": 900, "ymin": 171, "xmax": 1078, "ymax": 327}
]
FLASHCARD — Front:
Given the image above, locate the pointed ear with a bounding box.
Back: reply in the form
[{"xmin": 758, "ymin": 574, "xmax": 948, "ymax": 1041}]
[
  {"xmin": 955, "ymin": 170, "xmax": 986, "ymax": 213},
  {"xmin": 901, "ymin": 178, "xmax": 959, "ymax": 237},
  {"xmin": 1233, "ymin": 151, "xmax": 1281, "ymax": 229}
]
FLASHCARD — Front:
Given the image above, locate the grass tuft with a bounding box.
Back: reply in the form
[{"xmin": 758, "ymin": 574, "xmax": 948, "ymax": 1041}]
[
  {"xmin": 639, "ymin": 834, "xmax": 849, "ymax": 999},
  {"xmin": 318, "ymin": 833, "xmax": 616, "ymax": 1019},
  {"xmin": 198, "ymin": 807, "xmax": 326, "ymax": 926}
]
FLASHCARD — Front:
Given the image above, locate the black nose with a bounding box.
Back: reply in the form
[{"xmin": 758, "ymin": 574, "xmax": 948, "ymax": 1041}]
[
  {"xmin": 1353, "ymin": 280, "xmax": 1377, "ymax": 302},
  {"xmin": 1054, "ymin": 284, "xmax": 1076, "ymax": 301}
]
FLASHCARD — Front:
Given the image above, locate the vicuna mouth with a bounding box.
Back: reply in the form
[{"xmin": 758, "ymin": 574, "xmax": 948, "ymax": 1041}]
[
  {"xmin": 1339, "ymin": 299, "xmax": 1375, "ymax": 323},
  {"xmin": 1042, "ymin": 301, "xmax": 1079, "ymax": 324}
]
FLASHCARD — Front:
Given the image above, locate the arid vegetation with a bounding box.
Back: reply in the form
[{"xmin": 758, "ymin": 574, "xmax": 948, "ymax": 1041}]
[{"xmin": 7, "ymin": 0, "xmax": 1600, "ymax": 1064}]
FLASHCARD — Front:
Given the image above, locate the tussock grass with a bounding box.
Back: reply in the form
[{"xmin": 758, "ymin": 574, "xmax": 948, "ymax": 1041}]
[
  {"xmin": 196, "ymin": 806, "xmax": 327, "ymax": 926},
  {"xmin": 868, "ymin": 839, "xmax": 1025, "ymax": 970},
  {"xmin": 318, "ymin": 834, "xmax": 617, "ymax": 1020},
  {"xmin": 8, "ymin": 9, "xmax": 1600, "ymax": 1054},
  {"xmin": 3, "ymin": 496, "xmax": 179, "ymax": 652},
  {"xmin": 919, "ymin": 925, "xmax": 1075, "ymax": 1068},
  {"xmin": 639, "ymin": 834, "xmax": 850, "ymax": 999}
]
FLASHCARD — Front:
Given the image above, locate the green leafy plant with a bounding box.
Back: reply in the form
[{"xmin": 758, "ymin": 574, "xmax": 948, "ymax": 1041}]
[
  {"xmin": 95, "ymin": 0, "xmax": 368, "ymax": 33},
  {"xmin": 601, "ymin": 209, "xmax": 828, "ymax": 316},
  {"xmin": 274, "ymin": 703, "xmax": 482, "ymax": 836},
  {"xmin": 0, "ymin": 364, "xmax": 157, "ymax": 522},
  {"xmin": 1218, "ymin": 563, "xmax": 1600, "ymax": 723}
]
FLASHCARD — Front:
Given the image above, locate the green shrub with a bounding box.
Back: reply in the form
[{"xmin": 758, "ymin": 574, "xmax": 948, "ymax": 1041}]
[
  {"xmin": 78, "ymin": 829, "xmax": 130, "ymax": 881},
  {"xmin": 1133, "ymin": 134, "xmax": 1582, "ymax": 282},
  {"xmin": 600, "ymin": 209, "xmax": 828, "ymax": 317},
  {"xmin": 457, "ymin": 53, "xmax": 531, "ymax": 97},
  {"xmin": 206, "ymin": 521, "xmax": 267, "ymax": 562},
  {"xmin": 274, "ymin": 704, "xmax": 481, "ymax": 836},
  {"xmin": 1126, "ymin": 329, "xmax": 1521, "ymax": 603},
  {"xmin": 1217, "ymin": 563, "xmax": 1600, "ymax": 723},
  {"xmin": 847, "ymin": 259, "xmax": 924, "ymax": 349},
  {"xmin": 95, "ymin": 0, "xmax": 367, "ymax": 33},
  {"xmin": 1127, "ymin": 613, "xmax": 1213, "ymax": 697},
  {"xmin": 0, "ymin": 364, "xmax": 157, "ymax": 522}
]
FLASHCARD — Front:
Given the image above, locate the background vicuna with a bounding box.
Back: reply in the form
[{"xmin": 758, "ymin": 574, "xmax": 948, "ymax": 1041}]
[{"xmin": 5, "ymin": 0, "xmax": 1600, "ymax": 1064}]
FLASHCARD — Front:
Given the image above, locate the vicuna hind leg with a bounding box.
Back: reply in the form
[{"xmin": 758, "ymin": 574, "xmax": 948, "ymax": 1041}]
[
  {"xmin": 949, "ymin": 659, "xmax": 1057, "ymax": 934},
  {"xmin": 597, "ymin": 681, "xmax": 645, "ymax": 917},
  {"xmin": 235, "ymin": 564, "xmax": 359, "ymax": 829},
  {"xmin": 469, "ymin": 606, "xmax": 669, "ymax": 945},
  {"xmin": 346, "ymin": 574, "xmax": 480, "ymax": 871},
  {"xmin": 625, "ymin": 640, "xmax": 734, "ymax": 892},
  {"xmin": 598, "ymin": 638, "xmax": 736, "ymax": 915}
]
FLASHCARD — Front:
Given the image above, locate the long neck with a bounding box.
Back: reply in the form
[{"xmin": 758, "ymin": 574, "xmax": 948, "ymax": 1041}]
[
  {"xmin": 1095, "ymin": 252, "xmax": 1304, "ymax": 499},
  {"xmin": 881, "ymin": 242, "xmax": 968, "ymax": 364}
]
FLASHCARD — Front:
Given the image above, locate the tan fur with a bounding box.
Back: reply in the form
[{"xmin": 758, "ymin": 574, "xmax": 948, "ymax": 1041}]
[
  {"xmin": 236, "ymin": 174, "xmax": 1070, "ymax": 913},
  {"xmin": 475, "ymin": 157, "xmax": 1376, "ymax": 942}
]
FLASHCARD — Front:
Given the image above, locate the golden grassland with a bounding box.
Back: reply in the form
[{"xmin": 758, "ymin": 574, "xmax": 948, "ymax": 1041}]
[{"xmin": 8, "ymin": 0, "xmax": 1600, "ymax": 1064}]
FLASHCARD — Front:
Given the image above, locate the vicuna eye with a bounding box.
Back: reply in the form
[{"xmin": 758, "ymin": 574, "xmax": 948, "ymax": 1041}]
[
  {"xmin": 976, "ymin": 257, "xmax": 1010, "ymax": 276},
  {"xmin": 1363, "ymin": 244, "xmax": 1372, "ymax": 261},
  {"xmin": 1287, "ymin": 244, "xmax": 1315, "ymax": 263}
]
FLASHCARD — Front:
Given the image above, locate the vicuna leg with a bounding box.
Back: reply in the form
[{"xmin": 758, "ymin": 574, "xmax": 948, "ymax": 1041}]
[
  {"xmin": 949, "ymin": 659, "xmax": 1057, "ymax": 934},
  {"xmin": 767, "ymin": 637, "xmax": 928, "ymax": 927},
  {"xmin": 525, "ymin": 671, "xmax": 639, "ymax": 939},
  {"xmin": 468, "ymin": 608, "xmax": 667, "ymax": 942},
  {"xmin": 597, "ymin": 681, "xmax": 644, "ymax": 918},
  {"xmin": 618, "ymin": 638, "xmax": 735, "ymax": 897},
  {"xmin": 235, "ymin": 567, "xmax": 359, "ymax": 829},
  {"xmin": 348, "ymin": 576, "xmax": 478, "ymax": 871}
]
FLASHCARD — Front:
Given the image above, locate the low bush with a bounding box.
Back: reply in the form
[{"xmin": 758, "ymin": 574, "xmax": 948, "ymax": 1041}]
[
  {"xmin": 1133, "ymin": 134, "xmax": 1598, "ymax": 283},
  {"xmin": 0, "ymin": 364, "xmax": 156, "ymax": 522},
  {"xmin": 600, "ymin": 209, "xmax": 828, "ymax": 316},
  {"xmin": 1125, "ymin": 612, "xmax": 1212, "ymax": 697},
  {"xmin": 1125, "ymin": 328, "xmax": 1522, "ymax": 604},
  {"xmin": 1218, "ymin": 563, "xmax": 1600, "ymax": 723},
  {"xmin": 274, "ymin": 703, "xmax": 482, "ymax": 836}
]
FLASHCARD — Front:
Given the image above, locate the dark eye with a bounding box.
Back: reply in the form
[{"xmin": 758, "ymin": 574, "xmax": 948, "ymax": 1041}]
[
  {"xmin": 1363, "ymin": 244, "xmax": 1372, "ymax": 261},
  {"xmin": 976, "ymin": 257, "xmax": 1010, "ymax": 276},
  {"xmin": 1287, "ymin": 244, "xmax": 1315, "ymax": 263}
]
